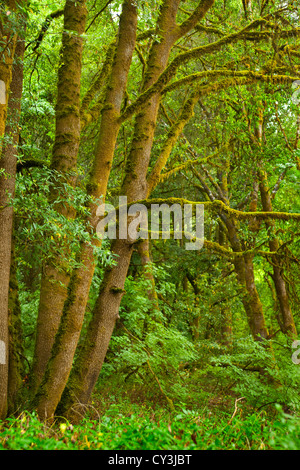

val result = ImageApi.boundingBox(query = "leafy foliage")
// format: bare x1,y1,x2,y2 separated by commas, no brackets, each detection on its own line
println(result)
2,403,300,450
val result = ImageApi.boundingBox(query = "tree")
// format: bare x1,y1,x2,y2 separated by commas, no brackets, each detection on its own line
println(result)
0,0,299,422
0,0,27,420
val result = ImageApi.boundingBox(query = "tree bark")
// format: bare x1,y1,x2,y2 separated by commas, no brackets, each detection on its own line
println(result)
8,225,24,414
33,0,138,421
0,0,18,141
259,169,297,338
58,0,215,421
0,9,25,419
30,0,88,394
220,307,232,347
225,216,269,341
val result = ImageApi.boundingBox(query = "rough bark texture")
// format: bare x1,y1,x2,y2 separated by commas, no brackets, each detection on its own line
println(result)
57,237,134,421
58,0,215,421
33,0,138,421
6,31,26,412
8,228,24,414
220,307,232,347
0,14,25,419
30,0,87,395
0,0,17,140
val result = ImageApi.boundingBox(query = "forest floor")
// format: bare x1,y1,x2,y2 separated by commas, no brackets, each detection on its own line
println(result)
1,375,300,451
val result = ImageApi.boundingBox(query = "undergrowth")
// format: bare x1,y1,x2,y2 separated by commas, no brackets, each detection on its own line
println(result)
2,332,300,450
1,398,300,450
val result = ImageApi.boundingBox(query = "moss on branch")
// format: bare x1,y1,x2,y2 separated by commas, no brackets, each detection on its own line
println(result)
131,197,300,222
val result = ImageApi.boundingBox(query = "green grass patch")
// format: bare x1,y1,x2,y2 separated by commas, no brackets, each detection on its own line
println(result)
1,404,300,450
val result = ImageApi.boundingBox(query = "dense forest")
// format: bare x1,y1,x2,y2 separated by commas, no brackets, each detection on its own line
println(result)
0,0,300,452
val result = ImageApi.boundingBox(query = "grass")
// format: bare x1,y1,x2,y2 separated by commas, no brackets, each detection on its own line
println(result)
1,399,300,450
2,353,300,451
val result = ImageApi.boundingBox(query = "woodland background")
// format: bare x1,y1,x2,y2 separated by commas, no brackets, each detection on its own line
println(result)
0,0,300,450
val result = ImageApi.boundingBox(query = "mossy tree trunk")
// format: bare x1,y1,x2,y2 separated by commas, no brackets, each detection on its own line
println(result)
259,169,297,338
33,0,138,422
225,216,269,341
57,0,215,421
248,101,296,339
6,28,26,412
8,227,25,415
0,0,18,142
0,4,26,419
30,0,88,395
220,307,232,347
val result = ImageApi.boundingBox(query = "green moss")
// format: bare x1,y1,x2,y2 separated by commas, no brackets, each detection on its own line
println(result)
56,105,80,119
85,181,99,196
110,286,126,294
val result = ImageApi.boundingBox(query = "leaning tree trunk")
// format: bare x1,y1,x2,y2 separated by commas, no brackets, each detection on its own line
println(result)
33,0,138,421
57,0,215,421
30,0,88,395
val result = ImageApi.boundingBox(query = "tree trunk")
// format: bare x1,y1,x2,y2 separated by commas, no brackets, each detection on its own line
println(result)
220,307,232,347
56,237,134,420
30,0,88,394
225,217,269,341
57,0,215,421
58,0,183,419
0,12,25,418
0,0,18,141
33,0,138,421
186,271,201,341
259,169,297,338
8,225,24,414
